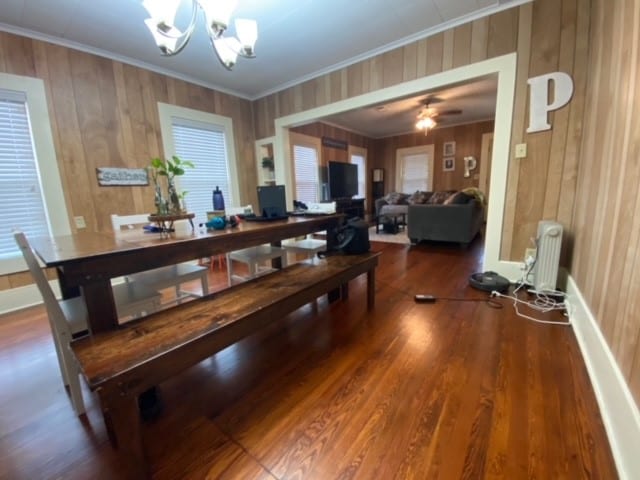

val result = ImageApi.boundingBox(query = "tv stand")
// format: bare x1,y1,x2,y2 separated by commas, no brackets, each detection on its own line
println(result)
332,198,365,219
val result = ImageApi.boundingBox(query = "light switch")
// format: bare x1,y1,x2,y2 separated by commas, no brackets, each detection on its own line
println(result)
515,143,527,158
74,216,86,229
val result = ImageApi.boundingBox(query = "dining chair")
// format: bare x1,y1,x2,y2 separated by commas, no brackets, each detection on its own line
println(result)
225,205,288,285
111,214,209,303
14,231,162,416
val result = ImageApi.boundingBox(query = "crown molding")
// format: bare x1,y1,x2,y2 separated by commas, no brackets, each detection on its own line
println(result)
252,0,532,100
0,23,252,101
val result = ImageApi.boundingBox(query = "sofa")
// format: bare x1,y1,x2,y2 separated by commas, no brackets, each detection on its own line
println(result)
375,190,484,246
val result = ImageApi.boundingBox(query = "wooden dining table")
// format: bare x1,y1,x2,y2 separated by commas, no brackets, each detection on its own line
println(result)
29,215,342,334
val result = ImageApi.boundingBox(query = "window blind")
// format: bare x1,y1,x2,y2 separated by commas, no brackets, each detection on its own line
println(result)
0,89,49,259
171,117,232,224
400,153,428,193
293,144,319,203
350,154,365,198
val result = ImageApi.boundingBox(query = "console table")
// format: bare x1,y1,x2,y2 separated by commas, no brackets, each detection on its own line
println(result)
334,198,365,219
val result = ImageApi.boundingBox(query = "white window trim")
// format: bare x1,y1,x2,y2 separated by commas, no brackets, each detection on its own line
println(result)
157,102,240,208
395,145,435,193
0,73,70,275
348,145,368,200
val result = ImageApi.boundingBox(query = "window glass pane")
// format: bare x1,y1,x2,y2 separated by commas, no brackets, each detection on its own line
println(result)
0,90,49,259
293,144,319,203
400,153,428,193
171,118,233,224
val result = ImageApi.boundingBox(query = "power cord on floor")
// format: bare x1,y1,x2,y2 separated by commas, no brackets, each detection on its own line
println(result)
490,290,571,326
485,240,570,326
376,278,503,309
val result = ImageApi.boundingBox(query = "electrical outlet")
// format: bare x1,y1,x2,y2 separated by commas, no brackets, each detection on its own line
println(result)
515,143,527,158
74,216,86,229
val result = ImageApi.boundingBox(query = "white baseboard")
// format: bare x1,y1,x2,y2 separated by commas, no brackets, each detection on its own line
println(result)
0,276,129,316
0,282,53,315
566,275,640,479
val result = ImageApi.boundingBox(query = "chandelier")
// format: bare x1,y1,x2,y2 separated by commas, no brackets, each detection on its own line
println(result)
142,0,258,71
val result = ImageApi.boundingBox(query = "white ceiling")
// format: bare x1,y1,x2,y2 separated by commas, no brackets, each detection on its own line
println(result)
321,75,498,138
0,0,526,100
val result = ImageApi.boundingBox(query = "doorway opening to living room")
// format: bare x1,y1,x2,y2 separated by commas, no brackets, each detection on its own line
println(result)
272,54,516,278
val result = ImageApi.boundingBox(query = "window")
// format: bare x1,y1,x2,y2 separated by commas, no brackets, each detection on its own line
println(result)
157,103,239,225
0,90,48,258
0,74,69,274
396,145,434,193
171,119,231,222
290,132,321,204
349,146,367,198
293,145,319,203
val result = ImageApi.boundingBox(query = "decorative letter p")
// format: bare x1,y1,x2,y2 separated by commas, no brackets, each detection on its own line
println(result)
526,72,574,133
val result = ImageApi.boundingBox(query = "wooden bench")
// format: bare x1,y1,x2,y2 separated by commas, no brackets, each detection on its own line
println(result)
71,252,380,478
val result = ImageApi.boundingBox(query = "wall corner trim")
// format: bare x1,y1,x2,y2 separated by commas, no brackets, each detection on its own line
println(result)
567,275,640,479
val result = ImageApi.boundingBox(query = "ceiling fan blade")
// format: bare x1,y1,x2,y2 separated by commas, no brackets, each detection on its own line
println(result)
438,109,463,116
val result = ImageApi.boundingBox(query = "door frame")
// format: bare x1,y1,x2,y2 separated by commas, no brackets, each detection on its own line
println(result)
273,53,518,278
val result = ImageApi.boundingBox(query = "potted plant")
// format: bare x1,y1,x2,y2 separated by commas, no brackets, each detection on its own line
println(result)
261,156,274,170
149,156,194,215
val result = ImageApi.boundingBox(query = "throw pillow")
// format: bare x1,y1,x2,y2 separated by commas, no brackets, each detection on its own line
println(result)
384,192,401,204
408,190,431,205
427,190,454,204
443,191,473,205
386,192,410,205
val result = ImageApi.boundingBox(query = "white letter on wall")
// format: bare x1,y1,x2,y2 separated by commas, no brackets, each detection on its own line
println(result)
526,72,574,133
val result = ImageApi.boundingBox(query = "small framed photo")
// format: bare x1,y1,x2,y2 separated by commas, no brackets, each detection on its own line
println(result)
443,141,456,156
443,157,455,172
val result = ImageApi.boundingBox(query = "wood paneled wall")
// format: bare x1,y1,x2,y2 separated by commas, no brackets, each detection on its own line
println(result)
0,31,256,235
0,31,256,291
571,0,640,405
253,0,589,265
372,121,494,196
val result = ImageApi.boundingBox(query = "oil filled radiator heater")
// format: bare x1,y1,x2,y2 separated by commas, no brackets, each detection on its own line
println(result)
533,221,563,292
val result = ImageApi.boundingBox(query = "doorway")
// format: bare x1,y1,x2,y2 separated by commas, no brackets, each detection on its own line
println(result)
273,53,517,277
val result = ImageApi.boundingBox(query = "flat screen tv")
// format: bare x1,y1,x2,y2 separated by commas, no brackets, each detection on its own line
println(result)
328,161,358,199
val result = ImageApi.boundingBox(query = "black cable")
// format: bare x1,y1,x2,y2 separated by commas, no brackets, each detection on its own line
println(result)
376,278,504,309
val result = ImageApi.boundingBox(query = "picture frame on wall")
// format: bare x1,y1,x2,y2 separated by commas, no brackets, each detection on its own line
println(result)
443,141,456,156
443,157,455,172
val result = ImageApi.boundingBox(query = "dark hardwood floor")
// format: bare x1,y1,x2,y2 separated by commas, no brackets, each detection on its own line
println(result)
0,240,618,479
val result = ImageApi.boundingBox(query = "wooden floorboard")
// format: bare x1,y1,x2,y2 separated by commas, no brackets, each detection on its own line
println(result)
0,240,618,479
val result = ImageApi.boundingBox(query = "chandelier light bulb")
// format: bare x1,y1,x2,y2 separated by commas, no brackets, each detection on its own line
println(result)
235,18,258,56
143,0,257,70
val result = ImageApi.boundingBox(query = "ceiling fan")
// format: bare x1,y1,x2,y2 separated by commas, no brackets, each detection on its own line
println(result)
415,97,462,133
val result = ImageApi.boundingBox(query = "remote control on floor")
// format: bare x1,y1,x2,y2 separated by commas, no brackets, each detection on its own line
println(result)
414,294,436,303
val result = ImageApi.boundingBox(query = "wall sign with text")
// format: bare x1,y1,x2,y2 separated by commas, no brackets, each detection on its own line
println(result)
321,137,348,150
96,167,149,186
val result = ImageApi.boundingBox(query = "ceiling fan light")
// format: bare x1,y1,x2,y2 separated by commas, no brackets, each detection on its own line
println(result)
416,116,436,130
235,18,257,57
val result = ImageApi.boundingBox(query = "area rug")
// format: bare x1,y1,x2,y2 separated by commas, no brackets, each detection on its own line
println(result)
368,226,410,245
